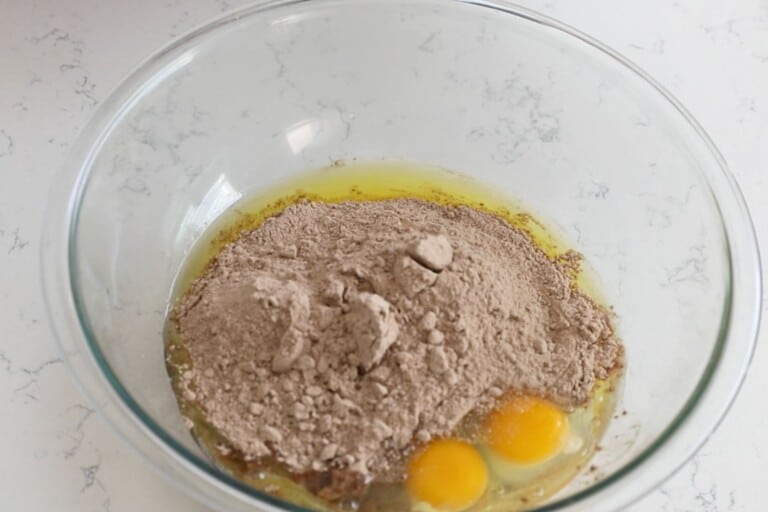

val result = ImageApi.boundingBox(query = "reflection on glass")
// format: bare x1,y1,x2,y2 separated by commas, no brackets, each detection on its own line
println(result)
285,119,318,154
175,172,241,250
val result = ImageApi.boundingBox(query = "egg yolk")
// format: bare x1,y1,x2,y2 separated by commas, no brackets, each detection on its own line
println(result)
406,439,488,511
485,395,568,464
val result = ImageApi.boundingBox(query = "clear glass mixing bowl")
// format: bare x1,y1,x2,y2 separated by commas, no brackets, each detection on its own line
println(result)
41,0,761,510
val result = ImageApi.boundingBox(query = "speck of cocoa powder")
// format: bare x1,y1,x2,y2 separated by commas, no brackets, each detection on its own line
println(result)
171,198,622,484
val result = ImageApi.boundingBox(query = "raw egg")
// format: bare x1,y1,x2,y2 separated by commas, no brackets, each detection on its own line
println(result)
406,438,488,511
484,394,569,464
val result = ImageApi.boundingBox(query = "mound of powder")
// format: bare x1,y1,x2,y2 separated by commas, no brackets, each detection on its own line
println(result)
171,198,622,493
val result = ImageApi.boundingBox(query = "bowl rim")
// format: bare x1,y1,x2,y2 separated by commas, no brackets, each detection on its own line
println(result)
41,0,762,511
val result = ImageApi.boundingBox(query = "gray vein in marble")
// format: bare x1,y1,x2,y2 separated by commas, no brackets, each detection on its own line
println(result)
628,38,666,55
119,176,151,196
0,351,61,378
79,455,112,512
0,350,62,403
0,129,14,157
659,454,740,512
577,179,610,200
418,30,442,54
265,41,297,92
2,227,30,254
471,79,562,163
700,15,768,51
53,403,113,510
214,0,232,12
665,244,708,286
74,75,99,111
62,405,95,460
11,101,29,113
28,29,86,73
571,223,583,244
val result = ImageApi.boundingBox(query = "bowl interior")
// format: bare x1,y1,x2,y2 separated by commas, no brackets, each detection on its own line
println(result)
70,0,730,509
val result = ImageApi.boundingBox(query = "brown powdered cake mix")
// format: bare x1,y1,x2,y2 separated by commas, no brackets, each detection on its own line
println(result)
169,198,622,499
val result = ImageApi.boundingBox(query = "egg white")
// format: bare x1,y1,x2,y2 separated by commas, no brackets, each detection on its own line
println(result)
480,408,591,485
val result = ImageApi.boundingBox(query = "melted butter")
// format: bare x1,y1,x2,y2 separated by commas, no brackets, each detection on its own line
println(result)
165,160,621,512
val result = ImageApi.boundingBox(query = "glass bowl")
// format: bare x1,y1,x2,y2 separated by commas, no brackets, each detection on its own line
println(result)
41,0,761,510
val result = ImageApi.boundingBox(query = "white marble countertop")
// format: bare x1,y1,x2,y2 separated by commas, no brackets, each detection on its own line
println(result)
1,0,766,510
